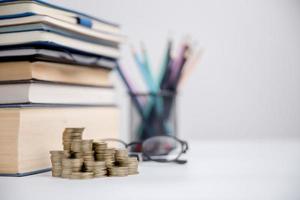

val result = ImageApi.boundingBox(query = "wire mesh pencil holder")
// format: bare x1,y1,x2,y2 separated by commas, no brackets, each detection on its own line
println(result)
129,90,178,141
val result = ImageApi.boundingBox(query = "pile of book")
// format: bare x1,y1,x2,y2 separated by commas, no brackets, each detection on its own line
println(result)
0,0,123,176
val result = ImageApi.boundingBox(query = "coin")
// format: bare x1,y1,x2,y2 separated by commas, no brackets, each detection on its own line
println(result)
93,141,108,153
63,128,84,134
52,170,62,177
72,152,83,158
108,166,129,177
81,172,94,179
63,150,71,158
62,159,72,168
72,158,83,167
71,139,82,152
81,140,93,152
70,172,82,179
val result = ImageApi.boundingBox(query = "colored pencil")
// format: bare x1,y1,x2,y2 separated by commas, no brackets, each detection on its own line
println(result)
178,48,203,89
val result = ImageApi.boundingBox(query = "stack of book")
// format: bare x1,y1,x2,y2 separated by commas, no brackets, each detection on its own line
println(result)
0,0,123,176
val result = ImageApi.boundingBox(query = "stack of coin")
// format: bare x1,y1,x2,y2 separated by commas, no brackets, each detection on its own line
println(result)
84,160,95,172
115,149,129,166
81,139,93,152
103,148,116,167
93,141,107,149
108,166,129,177
61,158,73,178
50,150,63,177
93,141,107,161
82,151,94,162
127,157,139,175
71,158,83,172
71,139,82,152
94,161,107,177
94,143,114,162
72,152,83,159
63,150,71,158
62,128,84,150
50,128,140,179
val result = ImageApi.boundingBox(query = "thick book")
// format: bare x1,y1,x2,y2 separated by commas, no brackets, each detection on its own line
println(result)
0,0,120,34
0,80,116,105
0,61,112,86
0,30,120,58
0,106,119,176
0,47,116,69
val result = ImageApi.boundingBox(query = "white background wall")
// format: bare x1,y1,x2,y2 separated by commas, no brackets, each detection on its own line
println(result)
50,0,300,140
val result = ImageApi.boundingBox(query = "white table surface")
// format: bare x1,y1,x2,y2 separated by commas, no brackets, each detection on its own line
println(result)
1,139,300,200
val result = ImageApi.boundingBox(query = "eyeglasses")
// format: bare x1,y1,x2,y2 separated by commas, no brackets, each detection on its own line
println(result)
100,135,189,164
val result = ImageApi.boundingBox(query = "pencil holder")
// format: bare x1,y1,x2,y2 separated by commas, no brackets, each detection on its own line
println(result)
129,90,178,141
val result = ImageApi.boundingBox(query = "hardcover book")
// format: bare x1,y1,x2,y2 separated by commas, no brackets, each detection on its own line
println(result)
0,106,119,176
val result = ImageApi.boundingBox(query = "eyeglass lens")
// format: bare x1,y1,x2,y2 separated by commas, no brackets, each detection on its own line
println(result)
142,136,183,161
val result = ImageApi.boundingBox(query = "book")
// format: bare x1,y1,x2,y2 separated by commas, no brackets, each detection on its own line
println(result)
0,0,120,34
0,61,112,86
0,15,124,44
0,30,120,58
0,22,121,48
0,47,116,68
0,80,116,105
0,106,119,176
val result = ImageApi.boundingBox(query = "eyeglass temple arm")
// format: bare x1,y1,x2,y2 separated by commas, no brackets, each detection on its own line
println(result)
180,140,189,153
175,159,187,164
147,157,187,164
101,138,128,146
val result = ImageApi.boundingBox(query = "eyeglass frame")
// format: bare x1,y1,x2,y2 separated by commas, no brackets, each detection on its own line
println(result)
101,135,189,164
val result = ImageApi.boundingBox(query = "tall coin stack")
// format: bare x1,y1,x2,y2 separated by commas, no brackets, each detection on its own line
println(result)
49,128,139,179
63,128,84,151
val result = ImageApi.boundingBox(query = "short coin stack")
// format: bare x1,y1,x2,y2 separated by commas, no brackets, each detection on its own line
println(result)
49,128,139,179
94,161,107,177
115,149,129,166
114,149,139,175
107,166,129,177
127,157,139,175
61,158,73,178
50,151,63,177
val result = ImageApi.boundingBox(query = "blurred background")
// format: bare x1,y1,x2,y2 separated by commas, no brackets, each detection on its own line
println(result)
48,0,300,141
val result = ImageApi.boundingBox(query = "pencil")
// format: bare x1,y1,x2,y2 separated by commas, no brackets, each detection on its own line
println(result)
178,48,203,89
167,41,189,90
115,62,143,116
140,42,156,91
116,62,155,138
131,46,154,93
